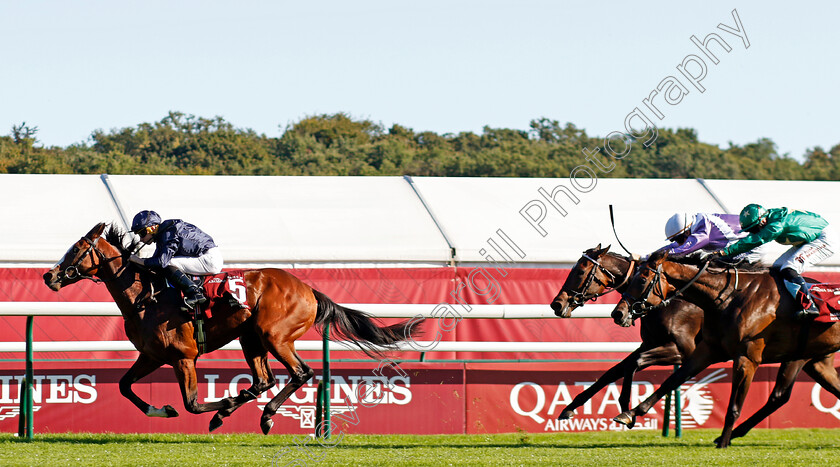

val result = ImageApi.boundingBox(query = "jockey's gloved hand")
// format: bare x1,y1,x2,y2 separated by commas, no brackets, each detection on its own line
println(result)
705,250,725,262
128,255,146,266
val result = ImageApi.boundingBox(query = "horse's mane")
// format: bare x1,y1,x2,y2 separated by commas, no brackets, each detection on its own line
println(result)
605,251,632,262
668,255,769,273
103,223,143,256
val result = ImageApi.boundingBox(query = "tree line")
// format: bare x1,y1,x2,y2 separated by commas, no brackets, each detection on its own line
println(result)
1,112,838,180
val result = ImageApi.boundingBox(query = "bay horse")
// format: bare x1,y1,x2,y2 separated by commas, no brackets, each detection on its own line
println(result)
43,223,418,435
549,244,702,422
611,250,840,447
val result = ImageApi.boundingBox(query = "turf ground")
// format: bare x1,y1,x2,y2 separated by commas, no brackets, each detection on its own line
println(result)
1,429,838,466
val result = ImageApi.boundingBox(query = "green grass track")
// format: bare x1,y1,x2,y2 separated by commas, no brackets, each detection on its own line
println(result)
1,429,838,466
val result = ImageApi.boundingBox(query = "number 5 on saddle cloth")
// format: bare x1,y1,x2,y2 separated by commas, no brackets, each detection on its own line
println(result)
190,271,250,318
171,270,250,355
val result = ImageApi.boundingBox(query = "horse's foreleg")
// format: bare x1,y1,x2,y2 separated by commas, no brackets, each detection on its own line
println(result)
260,343,314,435
173,358,235,414
614,342,718,428
715,354,760,449
620,343,683,426
209,331,276,432
722,358,806,443
119,353,177,418
559,349,643,420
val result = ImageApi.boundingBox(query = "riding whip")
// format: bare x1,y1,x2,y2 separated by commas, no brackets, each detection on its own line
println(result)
608,204,634,256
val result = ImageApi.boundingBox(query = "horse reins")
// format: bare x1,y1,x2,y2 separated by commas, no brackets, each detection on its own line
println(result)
566,254,636,307
624,260,710,319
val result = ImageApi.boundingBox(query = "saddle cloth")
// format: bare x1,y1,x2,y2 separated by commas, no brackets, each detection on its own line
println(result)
805,284,840,323
193,270,250,318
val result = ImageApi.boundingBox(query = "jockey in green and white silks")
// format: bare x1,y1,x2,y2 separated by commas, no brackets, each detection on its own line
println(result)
718,204,838,318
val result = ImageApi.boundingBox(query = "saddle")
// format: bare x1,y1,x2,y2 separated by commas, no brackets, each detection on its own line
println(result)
799,283,840,323
189,270,251,319
187,270,251,355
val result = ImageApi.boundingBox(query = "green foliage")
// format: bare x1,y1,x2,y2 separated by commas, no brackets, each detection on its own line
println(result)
0,113,836,180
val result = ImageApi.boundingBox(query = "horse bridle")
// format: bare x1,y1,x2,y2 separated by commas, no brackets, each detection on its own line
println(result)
58,234,122,283
565,254,636,308
622,260,710,319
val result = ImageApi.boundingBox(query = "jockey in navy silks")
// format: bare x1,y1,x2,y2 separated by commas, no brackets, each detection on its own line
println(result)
128,210,222,309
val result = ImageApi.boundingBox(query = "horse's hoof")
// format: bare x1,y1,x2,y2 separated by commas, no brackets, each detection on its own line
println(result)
613,412,634,427
261,417,274,435
715,438,730,449
209,414,224,432
558,409,574,420
163,405,179,418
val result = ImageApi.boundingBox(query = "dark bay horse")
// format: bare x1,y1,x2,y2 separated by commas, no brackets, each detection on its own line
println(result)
549,245,703,422
43,223,417,435
611,250,840,447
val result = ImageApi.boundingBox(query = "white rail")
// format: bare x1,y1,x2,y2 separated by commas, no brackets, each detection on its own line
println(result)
0,302,615,318
0,340,639,353
0,302,637,354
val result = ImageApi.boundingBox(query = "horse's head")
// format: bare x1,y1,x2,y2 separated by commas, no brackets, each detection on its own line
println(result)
551,244,617,318
611,249,673,327
43,223,119,291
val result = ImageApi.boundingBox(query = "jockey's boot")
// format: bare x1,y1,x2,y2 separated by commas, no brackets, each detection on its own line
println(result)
165,265,208,310
781,268,819,319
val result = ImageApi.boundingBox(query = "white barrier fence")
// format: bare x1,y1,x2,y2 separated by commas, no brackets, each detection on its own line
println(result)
0,302,637,354
0,302,615,318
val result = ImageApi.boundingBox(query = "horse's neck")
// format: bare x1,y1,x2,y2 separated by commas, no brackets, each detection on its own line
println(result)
604,253,632,279
663,261,730,308
99,256,144,315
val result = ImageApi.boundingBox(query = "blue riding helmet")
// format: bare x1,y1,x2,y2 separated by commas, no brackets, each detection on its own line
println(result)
131,210,162,234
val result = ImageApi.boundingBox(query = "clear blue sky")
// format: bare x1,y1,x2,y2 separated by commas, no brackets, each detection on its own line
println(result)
1,1,837,161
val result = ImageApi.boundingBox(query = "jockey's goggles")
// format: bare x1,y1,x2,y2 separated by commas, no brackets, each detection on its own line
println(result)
133,226,155,237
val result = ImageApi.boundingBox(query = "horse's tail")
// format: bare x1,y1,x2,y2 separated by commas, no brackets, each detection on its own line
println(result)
312,289,421,358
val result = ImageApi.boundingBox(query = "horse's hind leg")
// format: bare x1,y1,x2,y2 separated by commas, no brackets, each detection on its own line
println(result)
721,358,807,444
804,354,840,400
119,353,178,418
260,342,314,435
209,330,277,432
173,358,236,414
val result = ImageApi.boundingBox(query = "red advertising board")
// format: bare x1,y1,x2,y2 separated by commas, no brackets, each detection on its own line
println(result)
2,361,840,435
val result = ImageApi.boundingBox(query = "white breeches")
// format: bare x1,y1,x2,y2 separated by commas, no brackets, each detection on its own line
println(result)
772,226,838,274
168,247,224,275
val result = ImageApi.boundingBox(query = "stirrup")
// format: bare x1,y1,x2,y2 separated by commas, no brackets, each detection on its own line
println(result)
184,292,208,310
796,302,820,319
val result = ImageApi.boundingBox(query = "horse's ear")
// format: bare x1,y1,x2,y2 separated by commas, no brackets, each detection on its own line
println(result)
87,222,108,238
586,243,610,257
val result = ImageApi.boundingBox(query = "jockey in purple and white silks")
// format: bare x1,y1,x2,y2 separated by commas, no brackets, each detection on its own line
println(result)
660,212,766,264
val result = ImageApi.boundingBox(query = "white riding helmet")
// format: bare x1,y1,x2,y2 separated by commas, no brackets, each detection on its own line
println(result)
665,213,694,241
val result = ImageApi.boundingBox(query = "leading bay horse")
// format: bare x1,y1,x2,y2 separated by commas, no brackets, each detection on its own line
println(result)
43,223,418,434
611,250,840,447
549,244,702,422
